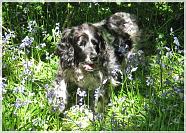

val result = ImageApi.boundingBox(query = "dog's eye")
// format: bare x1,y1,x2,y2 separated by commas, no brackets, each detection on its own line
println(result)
79,40,86,47
91,39,98,46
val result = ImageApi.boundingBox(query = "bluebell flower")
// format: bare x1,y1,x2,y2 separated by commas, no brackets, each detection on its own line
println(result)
40,43,46,48
13,86,25,93
42,31,47,36
1,78,7,94
128,74,133,80
94,87,102,101
20,36,34,49
14,99,23,109
173,75,179,81
2,30,15,44
164,46,170,51
164,79,171,85
173,36,180,46
22,60,33,69
45,52,52,60
59,102,66,112
173,87,183,94
166,51,173,58
27,20,37,33
23,7,29,13
131,67,138,72
170,27,174,35
53,23,61,37
23,68,32,76
146,77,153,86
161,63,166,68
77,88,87,98
44,84,49,89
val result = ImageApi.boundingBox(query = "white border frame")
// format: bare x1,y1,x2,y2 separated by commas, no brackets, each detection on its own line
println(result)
0,0,185,132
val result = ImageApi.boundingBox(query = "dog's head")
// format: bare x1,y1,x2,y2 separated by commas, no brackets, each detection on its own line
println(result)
57,23,106,71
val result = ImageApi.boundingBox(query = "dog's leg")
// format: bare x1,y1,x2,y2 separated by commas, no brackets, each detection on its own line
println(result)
47,75,68,112
55,79,68,111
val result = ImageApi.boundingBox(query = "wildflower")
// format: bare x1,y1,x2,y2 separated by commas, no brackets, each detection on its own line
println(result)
166,51,173,58
42,31,47,36
22,60,33,69
173,36,180,46
125,66,132,74
14,99,23,109
28,91,35,97
13,86,25,93
173,75,179,81
161,91,168,97
170,27,174,35
164,46,170,51
44,84,49,89
164,79,171,85
94,87,103,101
54,22,61,37
40,43,46,48
173,87,183,94
23,68,32,76
146,77,153,86
59,102,66,112
161,63,165,68
1,80,7,94
23,7,29,13
77,88,87,97
118,96,126,103
128,74,133,80
21,77,26,85
35,45,40,50
131,67,138,72
178,49,184,54
2,30,15,44
20,36,34,49
27,20,37,33
45,52,51,60
102,79,108,85
77,88,87,106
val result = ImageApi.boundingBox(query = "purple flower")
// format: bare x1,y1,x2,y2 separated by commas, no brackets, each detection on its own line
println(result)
27,20,37,33
44,84,49,89
13,86,25,93
146,77,153,86
131,67,138,72
2,30,15,44
53,23,61,37
173,87,183,94
22,60,33,69
1,79,7,94
77,88,87,97
20,36,34,49
40,43,46,48
173,36,180,46
128,74,133,80
164,46,170,51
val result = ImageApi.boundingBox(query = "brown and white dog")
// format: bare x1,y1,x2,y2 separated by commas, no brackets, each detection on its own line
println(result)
47,12,141,113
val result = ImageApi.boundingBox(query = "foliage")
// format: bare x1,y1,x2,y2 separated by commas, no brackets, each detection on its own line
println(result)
2,2,184,131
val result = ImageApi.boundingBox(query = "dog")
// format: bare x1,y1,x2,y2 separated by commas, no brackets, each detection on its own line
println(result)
47,12,141,113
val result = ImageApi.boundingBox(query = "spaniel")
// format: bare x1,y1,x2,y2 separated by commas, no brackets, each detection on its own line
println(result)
47,12,141,113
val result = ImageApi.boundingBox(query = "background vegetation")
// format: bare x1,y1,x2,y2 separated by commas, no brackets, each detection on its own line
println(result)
2,2,184,131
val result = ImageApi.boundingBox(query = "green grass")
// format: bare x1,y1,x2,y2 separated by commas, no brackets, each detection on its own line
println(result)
2,2,184,131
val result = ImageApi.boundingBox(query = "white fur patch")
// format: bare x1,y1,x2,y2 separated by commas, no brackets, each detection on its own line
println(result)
55,80,68,104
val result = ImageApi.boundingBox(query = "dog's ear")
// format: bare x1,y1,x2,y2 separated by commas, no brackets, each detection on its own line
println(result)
98,33,106,51
57,28,75,68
